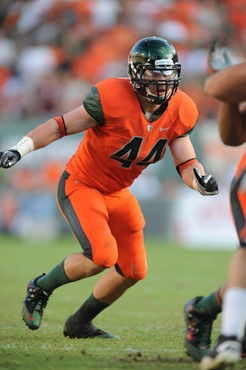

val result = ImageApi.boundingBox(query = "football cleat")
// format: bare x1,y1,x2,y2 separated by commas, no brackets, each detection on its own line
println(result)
184,296,217,361
63,314,119,339
22,274,51,330
200,334,242,370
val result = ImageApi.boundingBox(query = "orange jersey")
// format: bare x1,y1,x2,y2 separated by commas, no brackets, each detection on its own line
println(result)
66,78,198,193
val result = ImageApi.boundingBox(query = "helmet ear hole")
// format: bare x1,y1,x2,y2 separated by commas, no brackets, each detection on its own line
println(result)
128,36,181,104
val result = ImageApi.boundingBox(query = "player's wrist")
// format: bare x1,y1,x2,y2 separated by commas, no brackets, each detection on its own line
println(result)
11,136,34,158
192,178,199,191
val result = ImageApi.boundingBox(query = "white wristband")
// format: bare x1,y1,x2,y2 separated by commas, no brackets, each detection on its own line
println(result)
11,136,34,158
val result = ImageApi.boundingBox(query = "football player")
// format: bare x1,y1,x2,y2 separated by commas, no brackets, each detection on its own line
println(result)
183,42,246,369
0,36,218,339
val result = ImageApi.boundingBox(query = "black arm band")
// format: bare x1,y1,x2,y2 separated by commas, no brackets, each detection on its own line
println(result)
176,158,197,177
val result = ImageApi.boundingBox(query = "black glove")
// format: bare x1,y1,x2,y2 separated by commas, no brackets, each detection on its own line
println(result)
193,168,219,196
208,40,233,73
0,150,21,169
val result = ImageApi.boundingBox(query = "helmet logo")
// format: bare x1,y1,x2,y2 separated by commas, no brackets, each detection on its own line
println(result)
155,59,174,67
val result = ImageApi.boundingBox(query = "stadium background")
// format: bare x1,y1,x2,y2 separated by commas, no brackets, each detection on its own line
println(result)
0,0,245,248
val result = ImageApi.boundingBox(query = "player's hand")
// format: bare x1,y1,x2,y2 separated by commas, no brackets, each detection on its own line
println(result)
208,40,233,73
0,150,21,168
193,168,219,196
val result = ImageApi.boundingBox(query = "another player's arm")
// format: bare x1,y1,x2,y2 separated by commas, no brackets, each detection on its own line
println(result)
0,106,97,168
204,61,246,146
204,61,246,103
217,103,246,146
169,136,219,196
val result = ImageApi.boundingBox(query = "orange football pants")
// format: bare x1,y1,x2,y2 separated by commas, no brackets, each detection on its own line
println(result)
230,153,246,247
57,171,148,280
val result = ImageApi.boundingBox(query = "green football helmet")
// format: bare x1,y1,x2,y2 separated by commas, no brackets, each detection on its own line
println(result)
128,36,181,104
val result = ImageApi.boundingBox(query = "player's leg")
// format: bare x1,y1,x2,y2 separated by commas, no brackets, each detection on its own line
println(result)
200,158,246,369
22,171,118,331
184,284,246,362
63,268,138,339
63,188,147,338
183,285,225,361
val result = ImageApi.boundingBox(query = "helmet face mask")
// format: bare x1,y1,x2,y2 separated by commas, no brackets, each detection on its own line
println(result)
128,37,181,104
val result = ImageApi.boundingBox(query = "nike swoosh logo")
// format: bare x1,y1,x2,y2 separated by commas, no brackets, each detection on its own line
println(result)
159,127,170,131
23,306,34,321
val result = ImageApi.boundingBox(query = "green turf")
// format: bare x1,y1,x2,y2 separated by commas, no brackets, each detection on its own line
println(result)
0,235,244,369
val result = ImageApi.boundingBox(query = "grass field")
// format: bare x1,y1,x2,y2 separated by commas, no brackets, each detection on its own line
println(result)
0,235,244,370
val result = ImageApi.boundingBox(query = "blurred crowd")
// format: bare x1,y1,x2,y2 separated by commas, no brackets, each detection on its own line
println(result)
0,0,245,240
0,0,245,122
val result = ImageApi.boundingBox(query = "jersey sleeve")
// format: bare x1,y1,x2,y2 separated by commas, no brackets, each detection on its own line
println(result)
174,91,199,138
82,86,105,126
178,118,198,137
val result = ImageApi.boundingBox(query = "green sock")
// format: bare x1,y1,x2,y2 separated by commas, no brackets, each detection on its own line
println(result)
74,294,110,323
36,260,71,293
88,294,109,310
196,291,221,315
